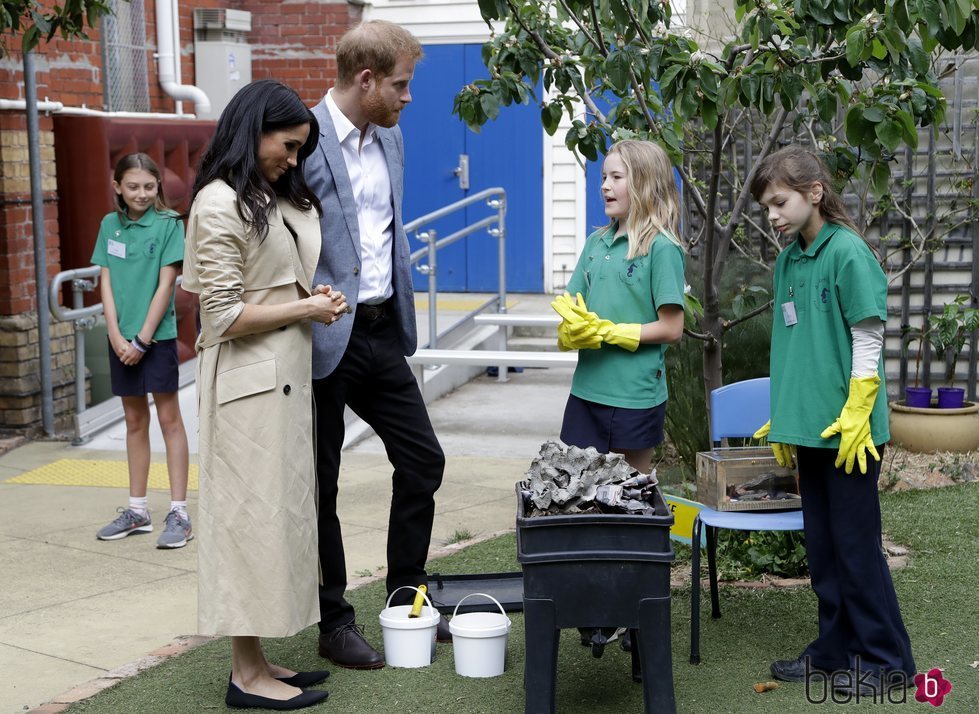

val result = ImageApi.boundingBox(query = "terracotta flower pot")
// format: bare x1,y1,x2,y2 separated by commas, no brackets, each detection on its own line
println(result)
889,400,979,453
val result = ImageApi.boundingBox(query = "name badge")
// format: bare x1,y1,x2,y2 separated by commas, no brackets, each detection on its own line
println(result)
107,239,126,259
781,301,798,326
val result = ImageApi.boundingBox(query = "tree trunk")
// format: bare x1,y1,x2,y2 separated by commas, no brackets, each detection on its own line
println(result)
701,311,724,434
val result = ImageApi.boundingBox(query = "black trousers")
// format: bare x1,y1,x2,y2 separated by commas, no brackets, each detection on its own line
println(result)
797,446,915,676
312,307,445,631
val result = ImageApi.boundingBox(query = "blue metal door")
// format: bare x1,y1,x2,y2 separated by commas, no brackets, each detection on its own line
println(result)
400,44,543,292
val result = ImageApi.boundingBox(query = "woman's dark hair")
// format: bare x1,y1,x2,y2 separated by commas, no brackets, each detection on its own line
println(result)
113,153,169,216
191,79,321,239
749,144,863,238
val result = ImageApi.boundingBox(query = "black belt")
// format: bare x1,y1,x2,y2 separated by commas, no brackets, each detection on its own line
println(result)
356,300,390,321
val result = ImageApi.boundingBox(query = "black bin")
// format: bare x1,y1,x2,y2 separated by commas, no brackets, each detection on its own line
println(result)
516,484,676,713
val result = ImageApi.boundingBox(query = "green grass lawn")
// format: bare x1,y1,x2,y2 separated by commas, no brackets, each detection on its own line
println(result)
67,483,978,713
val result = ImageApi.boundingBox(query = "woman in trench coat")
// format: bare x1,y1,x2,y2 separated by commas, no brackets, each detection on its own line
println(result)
182,79,348,711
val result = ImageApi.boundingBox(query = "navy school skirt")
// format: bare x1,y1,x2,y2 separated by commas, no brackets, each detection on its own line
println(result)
108,338,179,397
560,393,666,452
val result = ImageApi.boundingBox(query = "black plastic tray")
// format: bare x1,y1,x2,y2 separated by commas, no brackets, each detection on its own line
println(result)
426,571,524,614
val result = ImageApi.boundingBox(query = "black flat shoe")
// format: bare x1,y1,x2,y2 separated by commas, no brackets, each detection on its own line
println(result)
225,681,328,710
436,616,452,644
276,671,330,688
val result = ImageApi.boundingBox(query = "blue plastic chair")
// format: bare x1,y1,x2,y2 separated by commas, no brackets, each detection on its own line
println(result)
689,377,805,664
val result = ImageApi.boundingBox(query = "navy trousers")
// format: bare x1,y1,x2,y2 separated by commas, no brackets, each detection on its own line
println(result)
797,446,915,676
313,307,445,631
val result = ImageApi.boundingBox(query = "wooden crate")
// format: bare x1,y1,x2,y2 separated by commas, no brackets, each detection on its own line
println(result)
695,446,802,512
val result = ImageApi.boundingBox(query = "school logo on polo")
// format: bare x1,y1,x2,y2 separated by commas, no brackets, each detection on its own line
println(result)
815,278,832,311
144,240,159,258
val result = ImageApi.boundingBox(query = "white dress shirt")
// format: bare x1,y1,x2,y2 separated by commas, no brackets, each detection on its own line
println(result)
325,90,394,305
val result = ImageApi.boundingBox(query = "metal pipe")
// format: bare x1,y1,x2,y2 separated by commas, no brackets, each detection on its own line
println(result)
426,230,438,349
0,98,201,119
24,50,54,436
70,278,97,426
404,187,504,233
408,215,498,263
491,195,508,315
155,0,211,114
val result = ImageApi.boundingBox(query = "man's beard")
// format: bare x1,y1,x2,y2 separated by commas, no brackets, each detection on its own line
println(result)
363,89,400,128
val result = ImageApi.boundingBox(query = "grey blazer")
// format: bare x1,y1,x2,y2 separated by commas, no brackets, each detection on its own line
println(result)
306,99,418,380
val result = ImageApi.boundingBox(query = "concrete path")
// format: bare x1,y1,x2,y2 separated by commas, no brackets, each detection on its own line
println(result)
0,294,569,713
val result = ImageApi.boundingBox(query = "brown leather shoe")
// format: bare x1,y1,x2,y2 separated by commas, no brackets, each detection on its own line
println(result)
436,615,452,644
318,622,384,670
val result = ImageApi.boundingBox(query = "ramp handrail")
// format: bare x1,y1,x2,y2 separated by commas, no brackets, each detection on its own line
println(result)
405,187,507,349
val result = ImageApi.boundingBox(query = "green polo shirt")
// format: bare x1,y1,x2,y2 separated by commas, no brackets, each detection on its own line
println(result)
769,222,890,447
565,226,686,409
91,207,184,341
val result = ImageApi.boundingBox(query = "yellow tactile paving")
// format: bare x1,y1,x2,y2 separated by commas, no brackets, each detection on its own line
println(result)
4,459,199,490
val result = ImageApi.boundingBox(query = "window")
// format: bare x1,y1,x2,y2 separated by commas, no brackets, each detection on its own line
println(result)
101,0,151,112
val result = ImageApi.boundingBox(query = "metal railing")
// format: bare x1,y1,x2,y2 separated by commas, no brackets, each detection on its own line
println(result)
49,265,103,428
406,187,507,348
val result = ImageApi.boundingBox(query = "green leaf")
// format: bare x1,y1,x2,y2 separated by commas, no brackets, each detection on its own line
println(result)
907,38,931,75
871,39,888,60
606,51,632,93
702,100,718,131
678,83,699,119
480,92,500,121
870,161,891,196
780,73,803,111
844,105,870,145
875,117,904,152
863,106,885,123
845,28,866,66
895,109,918,148
658,64,685,96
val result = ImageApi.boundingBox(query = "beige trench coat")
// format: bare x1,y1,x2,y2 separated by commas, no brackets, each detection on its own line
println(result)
182,180,321,637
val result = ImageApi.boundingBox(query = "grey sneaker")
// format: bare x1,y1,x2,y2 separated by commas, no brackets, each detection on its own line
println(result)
157,509,193,549
97,508,152,540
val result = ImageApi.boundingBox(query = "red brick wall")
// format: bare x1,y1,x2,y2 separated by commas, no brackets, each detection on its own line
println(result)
0,0,357,430
242,0,361,103
0,0,357,316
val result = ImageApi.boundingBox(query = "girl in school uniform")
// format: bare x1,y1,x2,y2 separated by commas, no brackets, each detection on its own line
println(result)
553,139,686,473
551,139,686,650
91,153,191,549
751,145,915,695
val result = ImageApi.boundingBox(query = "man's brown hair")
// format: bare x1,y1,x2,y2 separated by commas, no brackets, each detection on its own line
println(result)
336,20,423,89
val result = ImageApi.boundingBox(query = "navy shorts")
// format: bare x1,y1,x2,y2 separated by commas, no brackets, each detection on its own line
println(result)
108,338,179,397
560,394,666,452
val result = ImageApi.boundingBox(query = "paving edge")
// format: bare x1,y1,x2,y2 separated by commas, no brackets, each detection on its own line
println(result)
26,635,215,713
26,528,518,713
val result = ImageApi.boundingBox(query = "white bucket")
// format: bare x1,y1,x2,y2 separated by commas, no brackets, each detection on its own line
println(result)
378,586,441,668
449,593,512,678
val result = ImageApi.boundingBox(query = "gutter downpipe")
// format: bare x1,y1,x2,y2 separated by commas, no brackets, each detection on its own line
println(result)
23,50,55,436
155,0,211,115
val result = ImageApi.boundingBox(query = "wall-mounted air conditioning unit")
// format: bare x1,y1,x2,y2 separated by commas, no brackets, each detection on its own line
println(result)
193,9,252,120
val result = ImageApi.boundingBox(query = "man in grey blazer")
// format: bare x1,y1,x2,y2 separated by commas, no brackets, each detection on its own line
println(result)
304,20,446,669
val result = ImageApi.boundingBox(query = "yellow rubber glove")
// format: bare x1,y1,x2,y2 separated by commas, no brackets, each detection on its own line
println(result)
819,374,881,475
550,294,601,351
752,420,797,469
556,319,602,351
566,292,642,352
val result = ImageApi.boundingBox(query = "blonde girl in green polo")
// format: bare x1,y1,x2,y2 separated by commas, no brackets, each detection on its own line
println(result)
551,139,686,474
551,138,686,651
750,145,915,695
91,153,191,549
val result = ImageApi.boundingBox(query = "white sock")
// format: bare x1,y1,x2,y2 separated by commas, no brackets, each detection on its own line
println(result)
170,501,188,518
129,496,148,517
